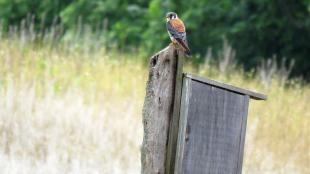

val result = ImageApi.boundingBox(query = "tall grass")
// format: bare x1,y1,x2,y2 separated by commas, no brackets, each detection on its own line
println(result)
0,23,309,173
0,39,146,173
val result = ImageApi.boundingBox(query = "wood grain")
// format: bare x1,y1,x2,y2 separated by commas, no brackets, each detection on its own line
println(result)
175,78,250,174
141,45,183,174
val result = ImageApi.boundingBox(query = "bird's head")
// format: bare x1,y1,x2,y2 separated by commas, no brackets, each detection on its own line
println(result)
166,12,178,22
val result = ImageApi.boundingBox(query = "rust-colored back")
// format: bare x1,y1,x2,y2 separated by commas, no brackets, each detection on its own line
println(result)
170,19,185,32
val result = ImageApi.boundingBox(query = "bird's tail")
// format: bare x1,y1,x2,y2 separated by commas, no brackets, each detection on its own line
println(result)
176,38,192,57
184,49,191,57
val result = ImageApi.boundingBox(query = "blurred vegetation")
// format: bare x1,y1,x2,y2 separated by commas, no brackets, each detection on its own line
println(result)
0,29,309,173
0,0,309,80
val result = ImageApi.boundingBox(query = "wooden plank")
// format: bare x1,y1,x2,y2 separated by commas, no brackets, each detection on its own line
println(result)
176,78,250,174
165,49,184,174
185,73,267,100
236,95,250,174
174,76,192,174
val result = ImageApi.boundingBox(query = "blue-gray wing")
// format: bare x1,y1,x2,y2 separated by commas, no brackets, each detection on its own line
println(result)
166,22,186,40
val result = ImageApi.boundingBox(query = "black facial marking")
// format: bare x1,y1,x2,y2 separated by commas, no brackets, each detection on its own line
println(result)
166,12,177,19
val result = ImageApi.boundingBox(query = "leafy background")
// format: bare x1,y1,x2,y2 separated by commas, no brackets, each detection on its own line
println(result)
0,0,309,79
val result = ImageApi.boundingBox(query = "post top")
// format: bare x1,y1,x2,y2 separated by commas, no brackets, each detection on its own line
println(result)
185,73,267,100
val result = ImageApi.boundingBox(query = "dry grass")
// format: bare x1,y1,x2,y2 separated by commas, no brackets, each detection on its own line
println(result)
0,38,309,173
0,40,145,173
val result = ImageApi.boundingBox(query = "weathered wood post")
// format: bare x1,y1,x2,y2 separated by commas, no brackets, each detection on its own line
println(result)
141,45,183,174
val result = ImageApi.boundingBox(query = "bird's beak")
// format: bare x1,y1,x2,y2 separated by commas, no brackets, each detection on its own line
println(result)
166,18,169,22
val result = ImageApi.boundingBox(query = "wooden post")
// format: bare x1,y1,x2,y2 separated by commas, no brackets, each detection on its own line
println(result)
141,45,183,174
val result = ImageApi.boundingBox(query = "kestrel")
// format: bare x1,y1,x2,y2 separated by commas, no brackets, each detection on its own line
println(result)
166,12,191,56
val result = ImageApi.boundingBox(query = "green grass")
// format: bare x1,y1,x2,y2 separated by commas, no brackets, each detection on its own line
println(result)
0,38,309,173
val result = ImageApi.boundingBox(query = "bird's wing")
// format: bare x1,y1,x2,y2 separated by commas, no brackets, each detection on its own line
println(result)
166,20,186,40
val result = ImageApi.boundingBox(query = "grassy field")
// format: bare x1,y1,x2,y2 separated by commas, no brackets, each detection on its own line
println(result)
0,36,309,173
